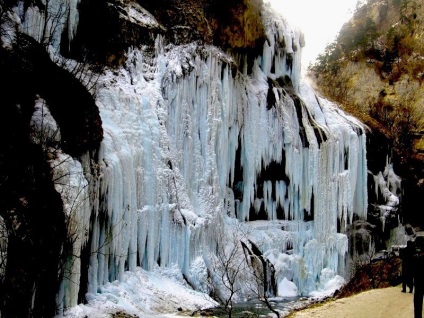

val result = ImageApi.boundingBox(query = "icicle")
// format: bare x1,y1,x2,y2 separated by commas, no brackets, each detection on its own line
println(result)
42,1,372,305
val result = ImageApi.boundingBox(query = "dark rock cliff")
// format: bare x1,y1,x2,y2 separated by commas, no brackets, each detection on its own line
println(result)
68,0,265,65
0,29,102,316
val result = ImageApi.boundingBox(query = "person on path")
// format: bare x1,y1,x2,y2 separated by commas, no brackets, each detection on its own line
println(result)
401,240,414,293
413,236,424,318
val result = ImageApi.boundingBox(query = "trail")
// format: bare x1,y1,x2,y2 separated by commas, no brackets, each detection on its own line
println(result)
290,285,415,318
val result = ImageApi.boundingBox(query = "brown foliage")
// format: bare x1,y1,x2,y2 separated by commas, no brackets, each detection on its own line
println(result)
337,257,402,298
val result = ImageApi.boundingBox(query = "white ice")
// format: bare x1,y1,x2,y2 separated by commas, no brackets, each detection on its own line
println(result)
60,3,368,312
9,1,375,316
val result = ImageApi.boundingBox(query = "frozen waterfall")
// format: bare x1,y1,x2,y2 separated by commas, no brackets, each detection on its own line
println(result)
52,5,371,310
8,0,368,310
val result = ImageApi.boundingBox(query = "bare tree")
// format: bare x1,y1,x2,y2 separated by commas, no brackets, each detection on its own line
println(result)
20,0,105,97
0,1,20,48
343,239,402,297
0,215,7,283
51,54,105,98
242,240,281,318
0,0,5,34
208,225,250,318
40,0,66,49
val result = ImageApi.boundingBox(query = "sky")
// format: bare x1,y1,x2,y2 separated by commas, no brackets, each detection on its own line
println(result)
267,0,359,70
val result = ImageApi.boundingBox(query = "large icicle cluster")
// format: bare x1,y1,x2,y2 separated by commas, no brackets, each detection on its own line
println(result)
68,4,369,308
8,0,369,310
372,160,401,232
13,0,80,51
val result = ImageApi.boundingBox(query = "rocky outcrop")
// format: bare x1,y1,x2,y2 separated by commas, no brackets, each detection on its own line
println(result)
0,26,103,317
1,33,103,155
68,0,166,65
70,0,266,65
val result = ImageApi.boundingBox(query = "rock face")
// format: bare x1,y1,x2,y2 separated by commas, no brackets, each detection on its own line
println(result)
307,0,424,228
1,33,103,155
69,0,265,65
211,0,265,50
0,21,103,317
68,0,166,65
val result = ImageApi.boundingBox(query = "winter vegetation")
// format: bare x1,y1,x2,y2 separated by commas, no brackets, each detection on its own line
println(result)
307,0,424,227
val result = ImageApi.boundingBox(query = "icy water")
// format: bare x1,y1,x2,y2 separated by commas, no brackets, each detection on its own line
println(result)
213,297,307,317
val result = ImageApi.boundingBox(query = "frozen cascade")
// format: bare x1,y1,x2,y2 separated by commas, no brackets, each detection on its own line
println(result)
76,5,368,307
29,98,90,309
14,0,80,51
372,159,401,232
11,1,370,309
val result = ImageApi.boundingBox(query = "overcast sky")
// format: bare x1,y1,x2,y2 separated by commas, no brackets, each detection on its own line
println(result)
267,0,359,71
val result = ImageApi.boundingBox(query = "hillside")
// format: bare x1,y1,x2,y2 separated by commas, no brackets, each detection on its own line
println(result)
308,0,424,226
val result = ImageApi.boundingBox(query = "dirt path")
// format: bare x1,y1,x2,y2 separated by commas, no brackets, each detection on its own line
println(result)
290,285,416,318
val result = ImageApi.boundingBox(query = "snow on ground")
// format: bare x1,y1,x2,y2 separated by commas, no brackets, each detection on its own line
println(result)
278,278,299,297
60,260,346,318
60,265,217,318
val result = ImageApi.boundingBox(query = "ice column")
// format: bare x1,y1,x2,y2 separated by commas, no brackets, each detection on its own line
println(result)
16,0,80,51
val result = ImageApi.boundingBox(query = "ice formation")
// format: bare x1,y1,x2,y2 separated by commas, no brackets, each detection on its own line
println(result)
372,160,402,232
11,0,371,313
30,97,91,309
74,5,367,307
14,0,80,51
